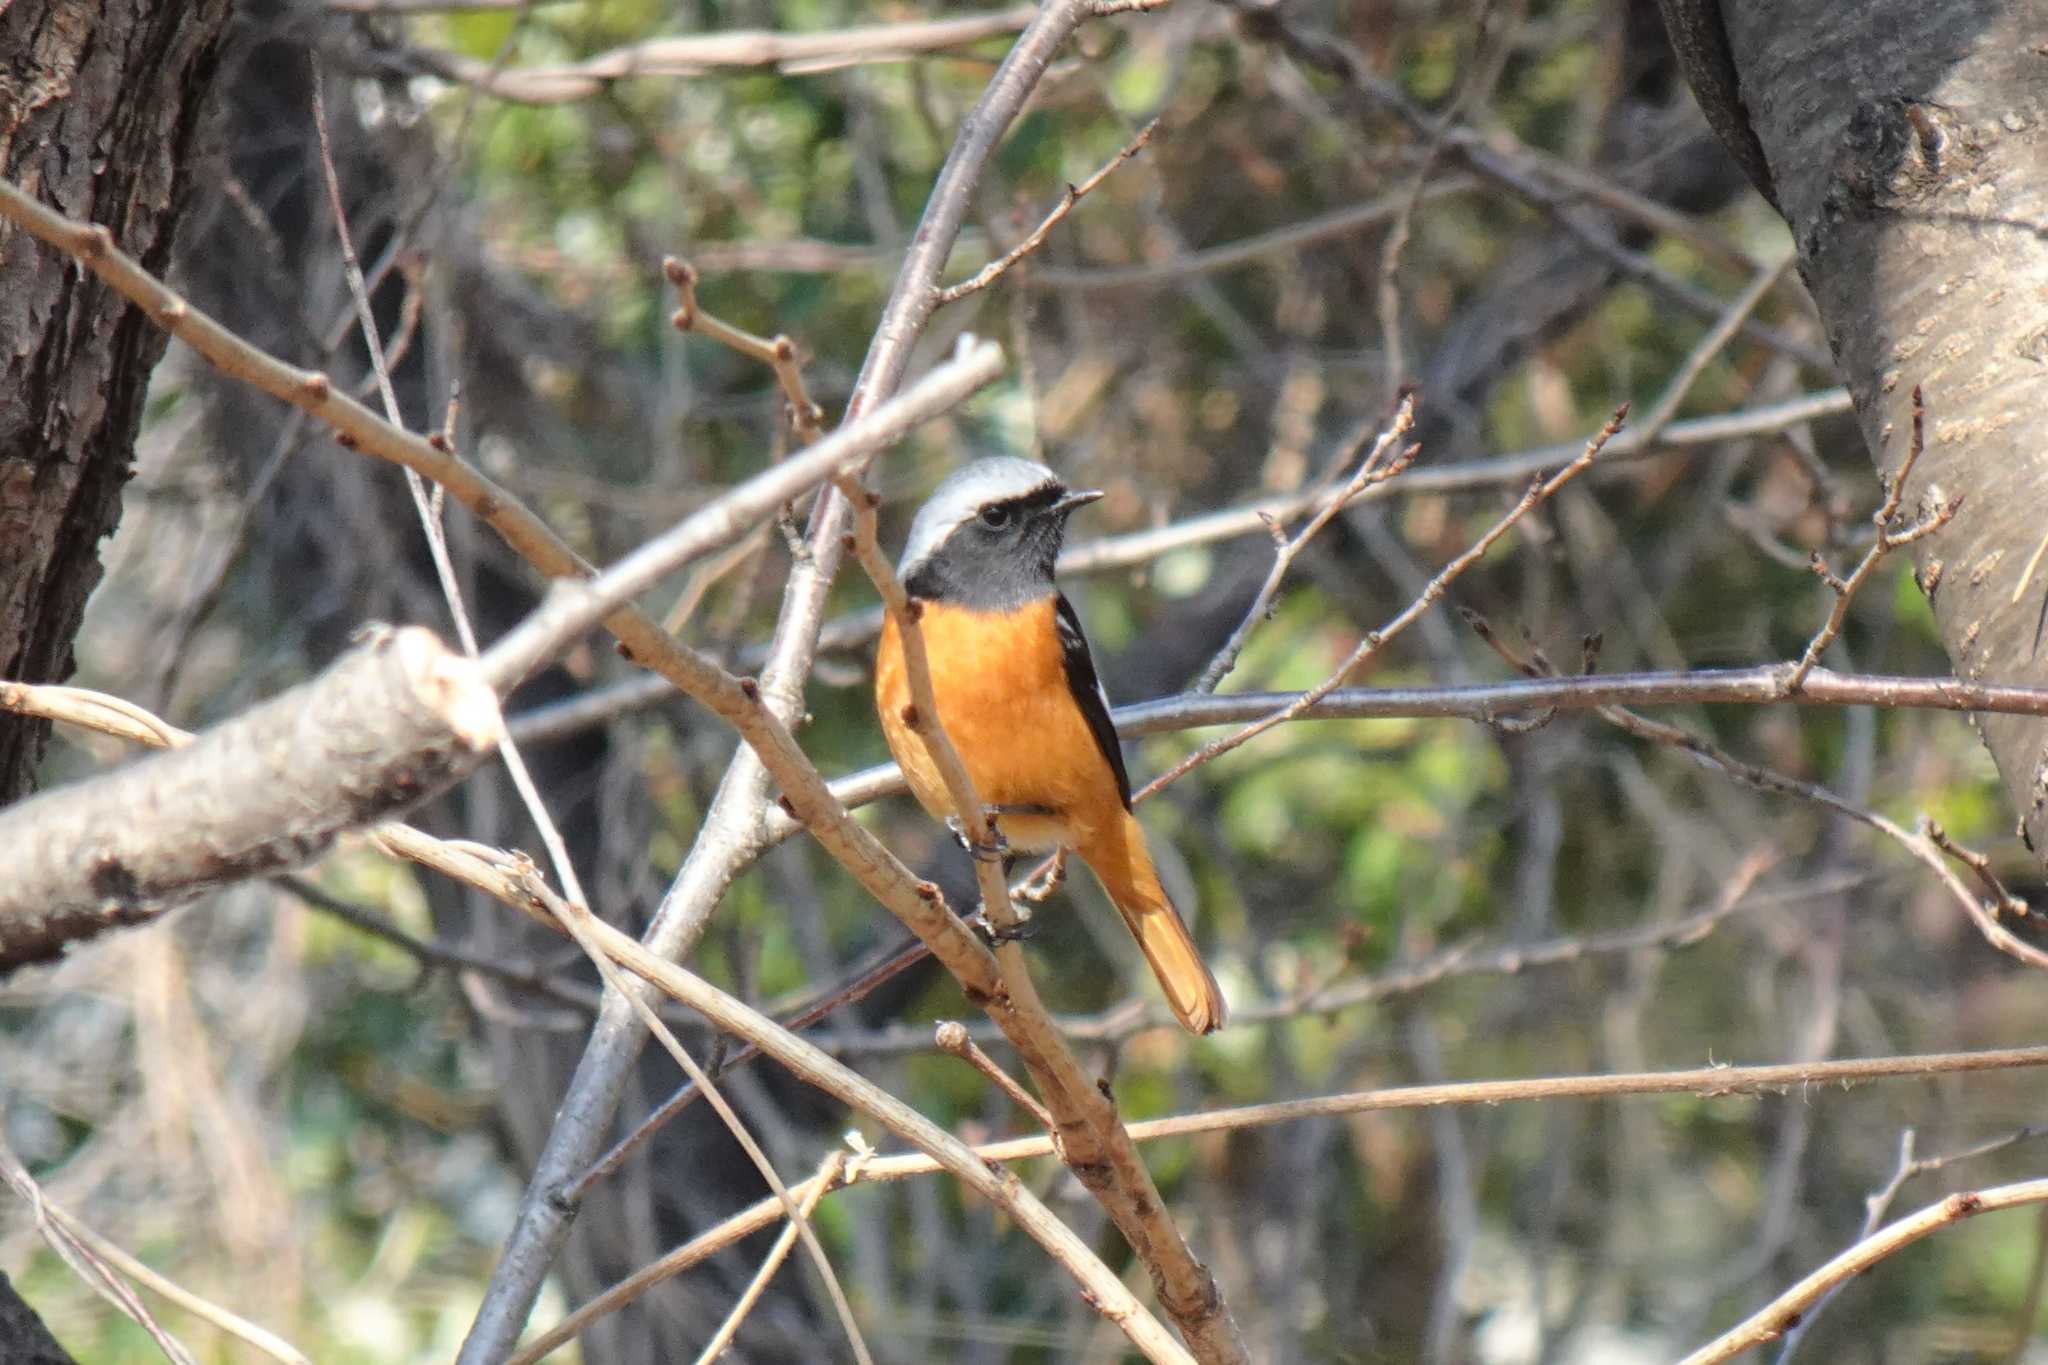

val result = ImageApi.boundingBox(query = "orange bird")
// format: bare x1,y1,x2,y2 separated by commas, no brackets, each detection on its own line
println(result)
875,458,1227,1034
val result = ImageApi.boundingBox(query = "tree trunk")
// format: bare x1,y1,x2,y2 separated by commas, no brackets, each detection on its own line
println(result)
0,1274,77,1365
1660,2,2048,854
0,0,234,801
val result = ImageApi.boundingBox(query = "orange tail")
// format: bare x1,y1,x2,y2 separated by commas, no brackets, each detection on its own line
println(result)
1079,811,1227,1035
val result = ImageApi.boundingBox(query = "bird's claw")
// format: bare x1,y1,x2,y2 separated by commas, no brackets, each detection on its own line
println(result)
969,904,1038,944
947,814,1010,864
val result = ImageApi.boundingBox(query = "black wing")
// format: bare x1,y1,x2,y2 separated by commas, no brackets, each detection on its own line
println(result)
1054,592,1132,809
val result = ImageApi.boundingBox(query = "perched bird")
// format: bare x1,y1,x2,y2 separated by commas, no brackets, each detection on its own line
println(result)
874,457,1228,1034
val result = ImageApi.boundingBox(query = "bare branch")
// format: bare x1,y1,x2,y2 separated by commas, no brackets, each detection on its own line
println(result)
542,882,873,1365
1682,1177,2048,1364
543,1043,2048,1352
690,1151,849,1365
520,883,1196,1365
1193,394,1416,693
1790,386,1957,689
1136,405,1623,800
412,9,1039,103
935,118,1160,305
0,628,500,970
568,938,932,1201
665,259,825,444
1775,1125,2048,1361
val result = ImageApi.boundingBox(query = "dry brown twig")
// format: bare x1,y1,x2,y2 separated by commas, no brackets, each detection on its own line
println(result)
505,877,1196,1365
665,258,825,444
1789,386,1956,689
692,1150,850,1365
569,937,934,1198
935,118,1161,305
1772,1125,2048,1361
1456,605,2048,978
542,1043,2048,1356
936,1019,1055,1129
536,877,874,1365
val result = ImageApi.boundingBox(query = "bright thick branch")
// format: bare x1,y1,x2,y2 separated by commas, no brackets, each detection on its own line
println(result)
0,628,500,970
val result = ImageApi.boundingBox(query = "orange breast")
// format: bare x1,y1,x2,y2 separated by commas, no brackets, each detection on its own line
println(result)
875,599,1125,852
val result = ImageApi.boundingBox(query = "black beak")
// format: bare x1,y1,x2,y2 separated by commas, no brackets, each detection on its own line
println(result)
1051,487,1104,517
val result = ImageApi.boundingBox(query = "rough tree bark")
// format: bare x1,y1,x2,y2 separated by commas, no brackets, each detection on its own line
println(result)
1659,2,2048,855
0,0,234,801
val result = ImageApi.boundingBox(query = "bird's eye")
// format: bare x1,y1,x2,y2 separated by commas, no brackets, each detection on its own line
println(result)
978,505,1012,530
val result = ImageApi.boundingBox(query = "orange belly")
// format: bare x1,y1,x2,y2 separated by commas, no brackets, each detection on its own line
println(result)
875,598,1124,852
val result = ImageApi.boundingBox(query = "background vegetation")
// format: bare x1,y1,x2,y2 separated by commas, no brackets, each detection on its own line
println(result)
5,0,2046,1360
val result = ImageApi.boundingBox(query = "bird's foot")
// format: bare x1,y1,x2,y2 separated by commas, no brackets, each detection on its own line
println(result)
969,902,1038,944
1016,850,1068,903
947,814,1009,864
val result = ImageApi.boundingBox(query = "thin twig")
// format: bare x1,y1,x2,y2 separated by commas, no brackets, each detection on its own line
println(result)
510,879,1194,1365
1483,629,2048,977
799,867,1861,1056
1137,404,1624,801
1628,249,1795,451
1777,1125,2048,1362
0,1136,308,1365
666,258,824,444
314,57,599,933
1193,395,1417,693
538,877,874,1365
542,1042,2048,1354
691,1150,851,1365
414,9,1039,102
1789,387,1955,689
1375,0,1508,402
937,1020,1055,1129
568,936,935,1201
935,119,1160,305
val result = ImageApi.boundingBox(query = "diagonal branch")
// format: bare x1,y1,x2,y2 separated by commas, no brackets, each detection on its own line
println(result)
1682,1178,2048,1365
461,0,1132,1354
834,481,1246,1359
526,882,1196,1365
935,118,1160,305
